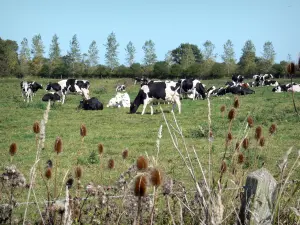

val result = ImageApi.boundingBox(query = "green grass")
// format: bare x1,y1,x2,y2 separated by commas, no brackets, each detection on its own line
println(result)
0,77,300,222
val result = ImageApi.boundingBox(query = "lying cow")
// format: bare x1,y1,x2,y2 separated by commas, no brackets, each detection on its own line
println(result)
46,79,90,104
42,93,61,104
116,84,126,92
288,84,300,92
130,81,181,115
272,83,297,93
107,92,130,108
226,85,255,95
20,81,43,102
78,97,103,110
178,78,206,100
262,80,279,86
232,75,244,84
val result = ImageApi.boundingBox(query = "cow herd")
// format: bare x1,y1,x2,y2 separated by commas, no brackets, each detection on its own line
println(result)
19,75,299,115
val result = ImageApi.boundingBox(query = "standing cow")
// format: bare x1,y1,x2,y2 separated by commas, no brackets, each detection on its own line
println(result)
178,78,206,100
20,81,43,102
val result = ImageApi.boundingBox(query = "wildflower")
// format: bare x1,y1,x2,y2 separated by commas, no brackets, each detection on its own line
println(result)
45,168,52,179
9,143,17,156
269,124,277,135
134,175,147,197
238,153,244,164
247,116,254,128
228,108,236,121
54,137,62,154
98,143,104,156
75,166,82,179
233,96,240,108
122,149,128,159
80,124,87,137
33,121,40,134
259,137,265,147
150,168,162,187
255,126,262,141
108,159,114,169
137,156,148,170
242,138,249,150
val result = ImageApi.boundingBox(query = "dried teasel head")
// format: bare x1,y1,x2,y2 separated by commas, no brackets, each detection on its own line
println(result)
233,96,240,108
122,149,128,159
242,138,249,150
238,153,244,164
259,137,265,147
220,161,227,174
98,143,104,156
80,124,87,137
134,175,147,197
9,143,17,156
269,124,277,135
54,137,62,154
247,116,254,128
75,166,82,179
220,105,226,113
255,126,262,141
227,132,233,141
228,108,236,121
150,168,162,187
287,63,295,75
33,121,40,134
235,142,240,151
136,156,148,170
45,167,52,179
108,159,114,169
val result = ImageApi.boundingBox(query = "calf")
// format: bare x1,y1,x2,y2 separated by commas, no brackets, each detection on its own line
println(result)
78,97,103,110
116,84,126,92
178,78,206,100
46,79,90,104
107,92,130,108
130,81,181,115
20,81,43,102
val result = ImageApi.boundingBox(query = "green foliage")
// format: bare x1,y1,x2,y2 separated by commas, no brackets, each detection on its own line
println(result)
171,43,202,65
88,40,99,67
239,40,257,75
181,45,195,69
104,32,119,70
68,34,82,76
222,39,236,76
142,40,157,66
19,38,31,76
153,61,169,78
88,151,100,164
125,41,136,66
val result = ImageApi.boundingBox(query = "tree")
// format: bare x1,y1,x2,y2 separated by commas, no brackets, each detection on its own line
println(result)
0,38,20,77
202,40,217,75
171,43,202,65
104,32,119,70
19,38,31,76
260,41,276,73
49,34,62,76
221,40,236,76
142,40,157,66
68,34,82,76
125,41,136,66
88,40,99,67
153,61,169,78
181,45,195,70
239,40,256,75
31,34,45,76
164,51,173,67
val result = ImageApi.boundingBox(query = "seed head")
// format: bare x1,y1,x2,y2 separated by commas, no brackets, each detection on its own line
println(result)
134,175,147,197
98,143,104,156
9,143,17,156
137,156,148,170
287,63,295,74
259,137,265,147
45,168,52,179
54,137,62,154
227,132,233,141
75,166,82,179
235,142,240,151
238,153,244,164
228,108,236,121
108,159,114,169
80,124,87,137
233,96,240,108
33,121,40,134
220,161,227,174
242,138,249,150
220,105,226,113
122,149,128,159
247,116,254,128
269,124,277,135
150,168,162,187
255,126,262,141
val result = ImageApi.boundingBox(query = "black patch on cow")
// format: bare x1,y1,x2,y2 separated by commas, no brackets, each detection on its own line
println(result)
195,83,206,99
30,82,43,93
147,82,167,100
46,83,62,92
42,93,61,102
78,97,103,110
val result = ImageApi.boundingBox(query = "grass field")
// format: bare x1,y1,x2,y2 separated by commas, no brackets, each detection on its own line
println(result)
0,77,300,223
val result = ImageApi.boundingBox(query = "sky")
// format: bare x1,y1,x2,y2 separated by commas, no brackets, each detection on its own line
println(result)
1,0,299,65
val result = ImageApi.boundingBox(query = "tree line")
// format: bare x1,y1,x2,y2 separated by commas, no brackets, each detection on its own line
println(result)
0,32,298,79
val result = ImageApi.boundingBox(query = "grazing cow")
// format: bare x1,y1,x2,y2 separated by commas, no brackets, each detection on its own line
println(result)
107,92,131,108
134,77,149,85
78,97,103,110
42,93,61,103
46,79,90,104
130,81,181,115
226,85,255,95
178,78,206,100
116,84,126,92
262,80,279,86
20,81,43,102
232,75,244,83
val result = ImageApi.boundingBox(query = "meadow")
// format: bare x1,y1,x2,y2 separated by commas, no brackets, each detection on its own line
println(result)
0,77,299,224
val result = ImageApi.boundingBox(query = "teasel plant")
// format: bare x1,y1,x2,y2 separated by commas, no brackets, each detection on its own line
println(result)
75,165,83,198
134,175,147,225
9,142,17,164
108,159,115,183
78,124,87,161
53,137,62,199
98,143,104,181
287,62,299,116
220,105,226,118
149,168,162,225
33,121,40,147
122,148,129,167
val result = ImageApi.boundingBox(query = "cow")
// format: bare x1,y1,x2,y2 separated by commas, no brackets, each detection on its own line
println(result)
20,81,43,102
116,84,126,92
225,81,237,87
262,74,273,80
107,92,131,108
232,75,244,83
206,86,227,97
78,97,103,110
272,83,297,93
262,80,279,86
287,84,300,92
226,85,255,95
42,93,61,104
46,79,90,104
134,77,149,85
178,78,206,100
130,81,181,115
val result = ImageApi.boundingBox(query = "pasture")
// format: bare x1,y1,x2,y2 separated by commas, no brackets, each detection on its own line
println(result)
0,77,300,223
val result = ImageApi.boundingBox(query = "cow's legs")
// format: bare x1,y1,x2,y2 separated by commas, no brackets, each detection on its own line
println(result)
150,105,154,115
174,98,181,114
141,103,148,115
61,94,66,104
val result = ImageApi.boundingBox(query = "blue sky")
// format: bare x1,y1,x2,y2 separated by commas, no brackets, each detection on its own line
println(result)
1,0,299,65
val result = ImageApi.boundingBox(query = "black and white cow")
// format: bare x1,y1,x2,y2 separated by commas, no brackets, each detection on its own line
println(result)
178,78,206,100
130,81,181,115
20,81,43,102
116,84,126,92
42,93,61,103
232,75,244,84
262,80,279,86
226,85,255,95
206,86,227,97
272,83,298,92
46,79,90,104
78,97,103,110
134,77,149,85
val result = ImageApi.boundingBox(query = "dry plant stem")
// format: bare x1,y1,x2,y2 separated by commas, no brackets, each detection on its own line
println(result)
136,196,142,225
53,153,59,225
174,195,195,217
78,192,90,223
150,187,157,225
207,97,212,188
290,75,300,116
166,196,176,225
56,169,70,199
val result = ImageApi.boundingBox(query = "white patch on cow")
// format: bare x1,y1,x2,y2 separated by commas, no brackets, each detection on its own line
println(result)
288,84,300,92
107,92,130,108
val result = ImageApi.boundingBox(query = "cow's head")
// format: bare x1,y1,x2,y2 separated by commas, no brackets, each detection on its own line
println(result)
129,102,139,114
45,83,52,91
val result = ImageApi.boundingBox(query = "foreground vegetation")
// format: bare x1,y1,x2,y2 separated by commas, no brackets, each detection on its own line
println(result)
0,77,300,224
